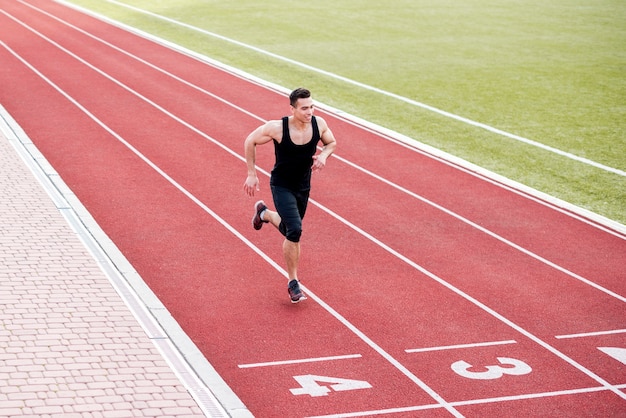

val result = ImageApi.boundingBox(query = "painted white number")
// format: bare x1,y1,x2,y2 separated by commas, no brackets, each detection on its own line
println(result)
451,357,532,380
598,347,626,365
289,375,372,397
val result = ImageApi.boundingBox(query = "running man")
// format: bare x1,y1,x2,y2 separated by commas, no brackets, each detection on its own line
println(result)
243,88,337,303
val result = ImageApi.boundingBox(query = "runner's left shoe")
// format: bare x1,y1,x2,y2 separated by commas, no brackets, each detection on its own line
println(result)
252,200,268,230
288,279,306,303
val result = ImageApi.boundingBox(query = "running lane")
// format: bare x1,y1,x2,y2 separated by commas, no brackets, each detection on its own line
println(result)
1,1,624,416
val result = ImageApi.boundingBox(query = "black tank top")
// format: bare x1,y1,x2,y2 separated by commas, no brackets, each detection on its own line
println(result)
270,116,321,191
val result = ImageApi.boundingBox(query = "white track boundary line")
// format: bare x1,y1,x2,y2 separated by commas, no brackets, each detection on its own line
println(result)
21,0,626,305
238,354,362,369
555,328,626,340
406,340,517,353
0,40,462,418
5,7,625,403
64,0,626,178
307,384,626,418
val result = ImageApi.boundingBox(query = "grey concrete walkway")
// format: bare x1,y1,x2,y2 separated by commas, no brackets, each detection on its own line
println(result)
0,108,249,417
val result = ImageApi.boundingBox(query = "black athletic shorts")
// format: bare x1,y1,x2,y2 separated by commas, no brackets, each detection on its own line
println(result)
271,185,310,243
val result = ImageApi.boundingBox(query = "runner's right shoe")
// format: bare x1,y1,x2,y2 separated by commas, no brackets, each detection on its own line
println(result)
288,279,306,303
252,200,268,230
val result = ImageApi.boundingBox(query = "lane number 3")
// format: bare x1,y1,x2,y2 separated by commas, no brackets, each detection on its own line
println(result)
451,357,532,380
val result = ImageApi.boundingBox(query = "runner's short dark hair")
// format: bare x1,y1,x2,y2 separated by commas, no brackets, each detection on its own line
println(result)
290,88,311,107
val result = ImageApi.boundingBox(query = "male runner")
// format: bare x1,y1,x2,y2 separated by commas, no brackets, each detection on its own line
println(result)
243,88,337,303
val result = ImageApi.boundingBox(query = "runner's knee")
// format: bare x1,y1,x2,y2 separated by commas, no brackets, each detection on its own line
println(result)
279,221,302,242
285,227,302,243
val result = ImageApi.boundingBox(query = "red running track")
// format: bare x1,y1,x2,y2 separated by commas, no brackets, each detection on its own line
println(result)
1,1,625,416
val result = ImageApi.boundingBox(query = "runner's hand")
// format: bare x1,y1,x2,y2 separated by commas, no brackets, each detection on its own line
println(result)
243,174,260,196
312,154,327,171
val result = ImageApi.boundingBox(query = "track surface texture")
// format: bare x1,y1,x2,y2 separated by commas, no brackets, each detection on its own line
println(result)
1,1,625,416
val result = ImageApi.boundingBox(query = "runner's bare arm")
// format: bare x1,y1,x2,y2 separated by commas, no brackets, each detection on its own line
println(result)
243,121,281,196
312,116,337,171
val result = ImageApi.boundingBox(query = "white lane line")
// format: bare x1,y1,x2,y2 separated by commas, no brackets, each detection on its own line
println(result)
53,0,626,239
29,1,626,305
328,114,626,238
555,328,626,339
22,0,264,123
311,201,626,402
238,354,362,369
0,47,242,418
65,0,626,178
6,9,625,404
0,40,463,418
307,384,626,417
406,340,517,353
49,0,626,238
330,151,626,303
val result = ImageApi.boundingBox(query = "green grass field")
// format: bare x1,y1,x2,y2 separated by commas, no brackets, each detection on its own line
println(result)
65,0,626,225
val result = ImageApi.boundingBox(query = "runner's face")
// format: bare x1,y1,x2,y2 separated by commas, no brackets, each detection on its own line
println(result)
291,97,314,123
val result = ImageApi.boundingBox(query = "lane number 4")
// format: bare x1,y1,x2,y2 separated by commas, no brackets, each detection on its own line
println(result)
451,357,532,380
290,375,372,397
